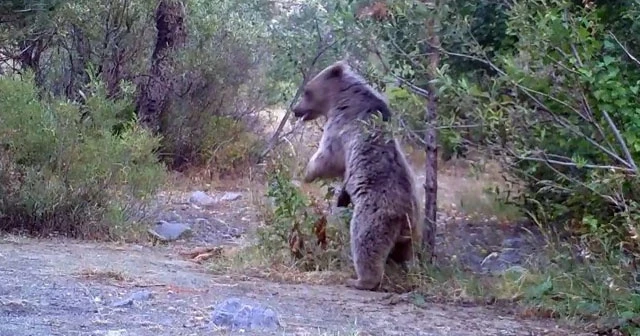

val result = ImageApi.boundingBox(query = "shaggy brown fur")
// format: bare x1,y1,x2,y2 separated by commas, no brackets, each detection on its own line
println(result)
292,60,422,291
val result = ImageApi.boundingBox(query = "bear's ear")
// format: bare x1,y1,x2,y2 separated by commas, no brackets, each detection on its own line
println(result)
326,61,346,79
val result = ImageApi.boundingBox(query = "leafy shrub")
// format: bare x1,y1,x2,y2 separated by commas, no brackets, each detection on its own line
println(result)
437,0,640,248
435,1,640,330
162,110,263,174
0,73,166,239
1,0,278,175
508,2,640,244
256,160,350,271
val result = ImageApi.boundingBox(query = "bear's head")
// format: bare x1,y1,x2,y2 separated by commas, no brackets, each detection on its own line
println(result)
292,60,349,122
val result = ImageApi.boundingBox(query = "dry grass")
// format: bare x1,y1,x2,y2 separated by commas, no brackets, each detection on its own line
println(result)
77,268,128,282
436,160,522,222
404,146,522,222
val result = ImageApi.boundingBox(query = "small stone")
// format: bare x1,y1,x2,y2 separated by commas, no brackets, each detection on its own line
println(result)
164,211,182,222
211,218,228,226
104,330,128,336
210,297,280,332
219,192,242,202
189,191,217,207
111,290,153,308
148,221,192,242
502,237,524,248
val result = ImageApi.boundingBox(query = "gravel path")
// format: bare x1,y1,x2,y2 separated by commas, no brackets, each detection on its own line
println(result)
0,187,594,336
0,238,592,336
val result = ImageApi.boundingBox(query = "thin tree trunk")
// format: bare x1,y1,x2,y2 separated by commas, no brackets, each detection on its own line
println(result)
422,5,439,263
17,38,46,88
135,0,186,134
65,24,91,101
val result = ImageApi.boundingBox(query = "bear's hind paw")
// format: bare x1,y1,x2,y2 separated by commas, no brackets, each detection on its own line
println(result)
346,279,381,291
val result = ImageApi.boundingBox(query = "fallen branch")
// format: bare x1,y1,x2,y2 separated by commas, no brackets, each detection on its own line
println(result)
178,246,224,264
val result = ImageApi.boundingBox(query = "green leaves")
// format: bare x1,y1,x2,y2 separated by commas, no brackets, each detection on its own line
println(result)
0,72,166,238
430,0,640,268
526,276,553,300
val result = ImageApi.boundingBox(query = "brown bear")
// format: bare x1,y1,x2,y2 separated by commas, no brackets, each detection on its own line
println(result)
292,60,423,291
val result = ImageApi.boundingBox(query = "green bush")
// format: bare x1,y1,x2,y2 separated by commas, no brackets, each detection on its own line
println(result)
501,2,640,244
386,86,470,160
435,2,640,330
162,107,263,174
0,73,166,239
256,160,350,271
437,0,640,246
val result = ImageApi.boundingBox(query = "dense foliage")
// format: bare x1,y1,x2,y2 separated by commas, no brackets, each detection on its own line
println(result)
435,0,640,245
0,73,165,238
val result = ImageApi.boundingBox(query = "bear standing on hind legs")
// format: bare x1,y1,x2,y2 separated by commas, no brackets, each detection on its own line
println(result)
292,60,423,291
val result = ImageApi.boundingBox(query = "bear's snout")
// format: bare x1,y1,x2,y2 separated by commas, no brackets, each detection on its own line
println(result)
292,108,306,118
292,106,312,120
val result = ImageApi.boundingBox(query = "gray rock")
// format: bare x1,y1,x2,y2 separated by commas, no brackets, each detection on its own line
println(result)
219,192,242,202
163,211,183,222
502,237,525,248
111,290,153,308
92,330,128,336
106,331,127,336
148,221,192,242
210,297,281,332
189,191,217,207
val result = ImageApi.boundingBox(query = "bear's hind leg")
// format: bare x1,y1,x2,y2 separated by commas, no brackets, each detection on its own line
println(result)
388,214,419,267
347,253,386,291
346,217,396,291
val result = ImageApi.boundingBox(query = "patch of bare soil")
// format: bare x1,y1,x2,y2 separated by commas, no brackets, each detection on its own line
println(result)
0,236,590,336
0,184,595,336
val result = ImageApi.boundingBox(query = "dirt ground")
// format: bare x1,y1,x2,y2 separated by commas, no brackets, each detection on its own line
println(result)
0,182,597,336
0,237,591,336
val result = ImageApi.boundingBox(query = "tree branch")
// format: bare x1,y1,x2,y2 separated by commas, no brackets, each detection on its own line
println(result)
370,43,430,98
516,153,635,173
434,43,634,169
601,109,638,172
609,31,640,68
